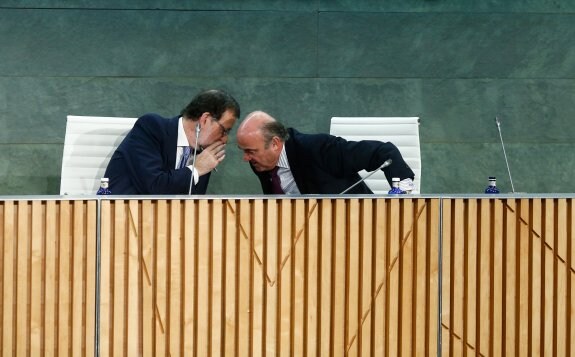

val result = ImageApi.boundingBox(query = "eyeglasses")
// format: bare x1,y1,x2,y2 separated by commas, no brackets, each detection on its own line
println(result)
210,115,232,136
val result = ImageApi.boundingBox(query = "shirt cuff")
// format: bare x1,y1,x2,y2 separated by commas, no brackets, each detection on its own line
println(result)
399,178,416,193
186,166,199,184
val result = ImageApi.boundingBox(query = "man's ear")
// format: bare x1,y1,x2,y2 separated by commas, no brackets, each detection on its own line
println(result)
271,136,283,151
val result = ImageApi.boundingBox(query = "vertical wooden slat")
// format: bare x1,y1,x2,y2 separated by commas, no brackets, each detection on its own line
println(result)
306,199,319,357
333,199,346,357
99,200,111,356
264,199,278,356
196,200,211,356
569,199,575,357
518,199,530,356
478,200,491,356
0,201,18,356
452,199,464,356
440,199,451,355
400,199,414,356
531,199,542,356
491,199,503,356
237,199,252,355
427,199,439,357
16,202,29,356
30,201,43,355
543,199,555,354
85,201,97,357
126,201,140,356
140,200,152,357
169,201,182,356
465,199,477,355
556,199,567,356
346,199,360,355
212,200,224,357
504,199,517,355
224,200,237,355
182,200,196,356
319,199,333,356
113,201,127,357
373,199,387,356
155,200,168,356
278,199,292,356
252,199,264,357
72,201,85,356
44,201,57,357
387,199,400,357
414,199,428,356
293,200,306,357
359,199,373,357
59,201,71,356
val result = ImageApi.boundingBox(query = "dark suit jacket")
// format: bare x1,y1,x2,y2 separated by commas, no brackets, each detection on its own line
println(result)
253,128,414,194
104,114,210,194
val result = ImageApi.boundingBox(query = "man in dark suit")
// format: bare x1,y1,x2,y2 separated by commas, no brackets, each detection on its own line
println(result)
104,89,240,194
236,111,415,195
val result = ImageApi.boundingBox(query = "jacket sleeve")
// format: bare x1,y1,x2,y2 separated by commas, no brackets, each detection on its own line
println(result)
305,133,415,186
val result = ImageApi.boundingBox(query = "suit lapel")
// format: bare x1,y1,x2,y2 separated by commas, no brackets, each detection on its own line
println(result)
166,116,180,169
284,131,307,193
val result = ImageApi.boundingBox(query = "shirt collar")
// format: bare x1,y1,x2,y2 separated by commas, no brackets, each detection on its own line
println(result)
277,145,290,169
177,117,190,147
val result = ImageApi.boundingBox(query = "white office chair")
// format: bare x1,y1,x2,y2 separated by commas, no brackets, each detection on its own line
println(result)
329,117,421,194
60,115,138,195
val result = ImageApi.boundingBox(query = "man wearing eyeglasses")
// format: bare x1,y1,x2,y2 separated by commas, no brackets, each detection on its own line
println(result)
104,89,240,194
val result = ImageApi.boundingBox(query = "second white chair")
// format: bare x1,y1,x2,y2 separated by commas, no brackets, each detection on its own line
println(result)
329,117,421,194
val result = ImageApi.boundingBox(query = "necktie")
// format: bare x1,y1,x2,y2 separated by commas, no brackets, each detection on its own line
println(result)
178,146,191,169
269,166,284,194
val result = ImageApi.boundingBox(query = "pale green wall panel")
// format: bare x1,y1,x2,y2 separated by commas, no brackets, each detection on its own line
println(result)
1,2,574,195
0,9,316,77
318,12,575,78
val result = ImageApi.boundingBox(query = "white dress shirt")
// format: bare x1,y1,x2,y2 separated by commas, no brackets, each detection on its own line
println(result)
175,117,199,184
276,146,300,194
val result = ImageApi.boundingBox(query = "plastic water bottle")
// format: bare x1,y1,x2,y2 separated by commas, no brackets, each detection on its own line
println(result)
484,176,500,194
97,177,112,195
388,177,405,194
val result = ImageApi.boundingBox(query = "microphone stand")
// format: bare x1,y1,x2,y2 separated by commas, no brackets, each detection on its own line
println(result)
495,116,515,193
340,159,392,194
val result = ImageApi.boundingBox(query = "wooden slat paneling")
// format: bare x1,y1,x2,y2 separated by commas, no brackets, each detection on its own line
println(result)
0,199,96,356
3,196,571,356
441,198,575,357
99,197,438,356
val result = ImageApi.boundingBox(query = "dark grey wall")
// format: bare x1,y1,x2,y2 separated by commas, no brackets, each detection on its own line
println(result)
1,1,574,195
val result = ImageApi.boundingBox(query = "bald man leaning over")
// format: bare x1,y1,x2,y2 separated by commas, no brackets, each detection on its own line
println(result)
236,111,415,195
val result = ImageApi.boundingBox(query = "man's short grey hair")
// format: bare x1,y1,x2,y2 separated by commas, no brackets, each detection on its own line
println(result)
262,121,289,148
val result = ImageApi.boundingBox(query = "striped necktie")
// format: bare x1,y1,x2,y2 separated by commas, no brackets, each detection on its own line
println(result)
269,166,284,194
178,146,191,169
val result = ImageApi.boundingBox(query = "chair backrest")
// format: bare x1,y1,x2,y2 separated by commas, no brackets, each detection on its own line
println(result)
60,115,138,195
329,117,421,194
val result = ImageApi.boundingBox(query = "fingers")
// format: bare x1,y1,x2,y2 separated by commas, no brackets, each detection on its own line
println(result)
190,141,227,176
204,141,226,162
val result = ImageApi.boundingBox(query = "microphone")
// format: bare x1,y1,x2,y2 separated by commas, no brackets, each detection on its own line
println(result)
340,159,392,194
494,116,515,193
188,123,201,194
